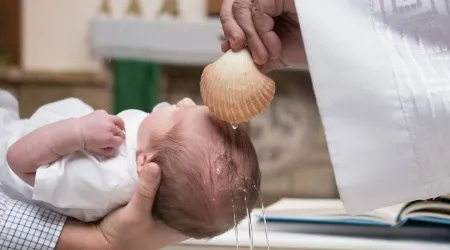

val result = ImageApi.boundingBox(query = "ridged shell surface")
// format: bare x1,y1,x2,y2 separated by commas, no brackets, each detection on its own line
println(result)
200,49,276,124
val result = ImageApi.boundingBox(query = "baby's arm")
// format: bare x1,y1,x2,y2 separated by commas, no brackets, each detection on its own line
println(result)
7,110,126,186
7,117,85,185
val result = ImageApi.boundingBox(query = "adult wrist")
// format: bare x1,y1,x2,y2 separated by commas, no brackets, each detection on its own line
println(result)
56,219,111,250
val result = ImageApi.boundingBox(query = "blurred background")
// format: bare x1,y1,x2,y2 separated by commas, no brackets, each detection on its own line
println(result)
0,0,337,205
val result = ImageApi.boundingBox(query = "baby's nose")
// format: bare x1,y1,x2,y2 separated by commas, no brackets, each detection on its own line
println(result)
176,98,196,108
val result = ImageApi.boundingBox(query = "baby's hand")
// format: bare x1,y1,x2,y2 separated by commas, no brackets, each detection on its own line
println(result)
78,110,126,157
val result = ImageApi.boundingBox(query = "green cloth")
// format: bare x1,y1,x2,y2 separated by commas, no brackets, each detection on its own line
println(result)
113,60,160,114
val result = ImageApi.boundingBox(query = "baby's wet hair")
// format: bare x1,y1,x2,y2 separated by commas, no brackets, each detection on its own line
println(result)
150,116,261,239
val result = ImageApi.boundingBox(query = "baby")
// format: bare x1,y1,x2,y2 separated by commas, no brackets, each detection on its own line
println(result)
0,89,261,239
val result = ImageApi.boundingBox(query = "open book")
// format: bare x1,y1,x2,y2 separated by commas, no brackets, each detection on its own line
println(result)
256,196,450,227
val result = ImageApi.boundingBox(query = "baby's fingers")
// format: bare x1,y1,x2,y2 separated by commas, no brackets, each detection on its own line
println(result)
97,135,124,152
98,147,119,157
107,135,124,148
111,125,126,140
98,135,123,156
111,116,125,131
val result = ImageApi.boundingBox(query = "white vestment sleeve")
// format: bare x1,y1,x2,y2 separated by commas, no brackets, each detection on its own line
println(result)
294,0,450,214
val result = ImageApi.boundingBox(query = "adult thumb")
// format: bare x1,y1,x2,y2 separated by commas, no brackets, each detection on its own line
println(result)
128,163,161,215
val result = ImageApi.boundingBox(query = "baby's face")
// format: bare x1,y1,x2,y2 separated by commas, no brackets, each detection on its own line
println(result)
137,98,215,150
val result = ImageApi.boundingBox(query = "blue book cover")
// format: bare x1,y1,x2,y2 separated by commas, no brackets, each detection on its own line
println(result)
256,197,450,228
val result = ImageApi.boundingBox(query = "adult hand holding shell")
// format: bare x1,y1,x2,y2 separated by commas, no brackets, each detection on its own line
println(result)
220,0,306,73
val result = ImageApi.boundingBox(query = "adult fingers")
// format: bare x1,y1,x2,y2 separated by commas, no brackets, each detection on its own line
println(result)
252,0,282,60
127,163,161,216
220,0,246,50
259,58,288,73
232,0,269,65
221,40,231,53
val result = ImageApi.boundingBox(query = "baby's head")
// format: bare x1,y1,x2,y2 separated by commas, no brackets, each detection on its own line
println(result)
136,98,261,239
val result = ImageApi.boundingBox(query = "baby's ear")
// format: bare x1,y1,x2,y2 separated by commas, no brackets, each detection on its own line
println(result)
136,149,155,167
136,150,159,177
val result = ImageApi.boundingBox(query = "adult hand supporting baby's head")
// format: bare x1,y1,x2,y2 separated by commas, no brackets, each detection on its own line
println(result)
99,163,186,250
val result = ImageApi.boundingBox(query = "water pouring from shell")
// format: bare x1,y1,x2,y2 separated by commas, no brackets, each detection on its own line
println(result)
256,186,270,250
244,196,254,250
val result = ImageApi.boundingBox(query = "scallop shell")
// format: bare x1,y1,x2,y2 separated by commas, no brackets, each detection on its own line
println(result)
200,49,276,124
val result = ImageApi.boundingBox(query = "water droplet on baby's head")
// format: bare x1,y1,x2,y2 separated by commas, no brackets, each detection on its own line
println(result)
230,123,239,130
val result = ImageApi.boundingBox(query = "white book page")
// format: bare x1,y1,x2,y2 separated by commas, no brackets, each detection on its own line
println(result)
259,198,405,225
400,199,450,221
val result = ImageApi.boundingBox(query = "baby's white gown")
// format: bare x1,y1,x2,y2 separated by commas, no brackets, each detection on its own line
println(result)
0,90,156,222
